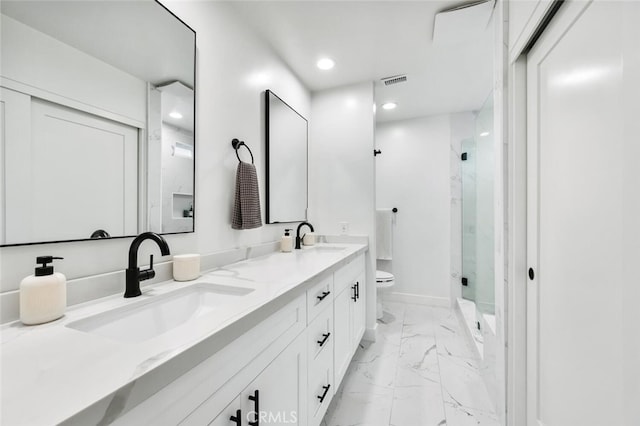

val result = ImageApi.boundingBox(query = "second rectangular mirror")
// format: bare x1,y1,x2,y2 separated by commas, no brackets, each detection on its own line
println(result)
265,90,308,224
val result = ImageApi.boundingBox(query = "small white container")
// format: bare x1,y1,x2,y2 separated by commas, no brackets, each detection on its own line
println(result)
281,229,293,252
20,256,66,325
173,254,200,281
302,232,317,246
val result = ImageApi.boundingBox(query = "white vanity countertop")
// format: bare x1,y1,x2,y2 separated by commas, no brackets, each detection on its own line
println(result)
0,243,367,425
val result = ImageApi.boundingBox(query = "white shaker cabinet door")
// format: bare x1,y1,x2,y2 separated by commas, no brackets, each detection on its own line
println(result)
333,285,353,388
241,332,308,426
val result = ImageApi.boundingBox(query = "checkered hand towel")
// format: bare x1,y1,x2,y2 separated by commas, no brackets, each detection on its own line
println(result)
232,161,262,229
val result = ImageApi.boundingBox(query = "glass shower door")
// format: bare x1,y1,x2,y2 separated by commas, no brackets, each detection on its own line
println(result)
461,138,477,302
461,94,495,315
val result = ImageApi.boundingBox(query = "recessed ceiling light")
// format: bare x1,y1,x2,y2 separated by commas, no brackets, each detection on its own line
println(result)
169,111,183,119
317,58,335,70
480,131,490,137
382,102,397,110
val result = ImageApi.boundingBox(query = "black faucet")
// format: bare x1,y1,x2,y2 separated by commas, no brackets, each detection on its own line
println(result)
295,222,314,249
125,232,171,298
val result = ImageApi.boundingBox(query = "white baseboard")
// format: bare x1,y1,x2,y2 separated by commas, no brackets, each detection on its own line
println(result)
363,323,378,342
385,291,451,307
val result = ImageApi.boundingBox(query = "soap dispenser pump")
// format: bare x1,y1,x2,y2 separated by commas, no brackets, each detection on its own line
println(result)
20,256,67,325
281,229,293,252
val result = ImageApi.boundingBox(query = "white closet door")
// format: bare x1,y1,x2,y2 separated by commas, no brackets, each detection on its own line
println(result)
4,95,138,243
526,1,640,425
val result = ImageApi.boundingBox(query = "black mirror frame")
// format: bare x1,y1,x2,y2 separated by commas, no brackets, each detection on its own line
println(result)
264,89,308,224
0,0,197,247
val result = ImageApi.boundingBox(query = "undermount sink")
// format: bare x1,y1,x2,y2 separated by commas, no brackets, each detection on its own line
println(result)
66,283,254,343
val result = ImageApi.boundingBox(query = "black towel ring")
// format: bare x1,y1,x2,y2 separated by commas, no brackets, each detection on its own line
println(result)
231,138,254,164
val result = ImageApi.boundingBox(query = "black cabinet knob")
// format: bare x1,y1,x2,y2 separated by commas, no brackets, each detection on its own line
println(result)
529,268,535,280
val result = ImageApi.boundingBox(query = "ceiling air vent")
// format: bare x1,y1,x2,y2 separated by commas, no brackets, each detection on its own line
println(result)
381,75,407,86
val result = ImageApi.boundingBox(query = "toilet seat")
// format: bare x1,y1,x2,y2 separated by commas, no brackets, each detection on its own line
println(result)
376,270,395,289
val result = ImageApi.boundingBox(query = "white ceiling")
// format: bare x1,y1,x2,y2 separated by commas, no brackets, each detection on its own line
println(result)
159,81,195,132
228,0,494,122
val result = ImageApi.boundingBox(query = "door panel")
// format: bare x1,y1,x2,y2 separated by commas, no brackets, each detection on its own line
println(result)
242,333,307,426
333,286,351,387
2,94,138,243
526,1,639,424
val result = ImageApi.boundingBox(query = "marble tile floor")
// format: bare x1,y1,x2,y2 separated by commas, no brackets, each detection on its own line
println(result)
321,301,499,426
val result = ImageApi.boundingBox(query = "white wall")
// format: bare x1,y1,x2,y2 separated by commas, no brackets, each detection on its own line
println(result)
475,97,496,313
0,2,310,311
376,113,474,302
493,1,507,423
309,81,376,333
147,86,163,233
161,123,194,233
0,14,146,127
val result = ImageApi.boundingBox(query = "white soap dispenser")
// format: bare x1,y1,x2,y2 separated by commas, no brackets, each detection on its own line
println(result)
20,256,66,325
281,229,293,252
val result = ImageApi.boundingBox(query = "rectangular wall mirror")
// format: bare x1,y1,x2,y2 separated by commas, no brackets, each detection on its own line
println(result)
0,0,196,246
265,90,308,223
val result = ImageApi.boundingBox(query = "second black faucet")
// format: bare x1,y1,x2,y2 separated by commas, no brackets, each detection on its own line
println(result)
295,222,314,250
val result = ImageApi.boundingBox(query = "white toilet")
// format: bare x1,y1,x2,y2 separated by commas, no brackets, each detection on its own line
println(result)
376,270,395,319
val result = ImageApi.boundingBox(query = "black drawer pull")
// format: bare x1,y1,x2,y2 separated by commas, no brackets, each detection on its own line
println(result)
248,390,259,426
351,284,357,301
317,384,331,403
317,332,331,347
355,281,360,300
316,291,331,301
230,409,241,426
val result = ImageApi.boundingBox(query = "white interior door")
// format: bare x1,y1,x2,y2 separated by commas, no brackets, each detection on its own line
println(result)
526,1,640,425
3,93,138,243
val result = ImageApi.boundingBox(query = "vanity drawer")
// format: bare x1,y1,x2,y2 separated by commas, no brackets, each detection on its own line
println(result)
334,253,365,294
306,274,333,324
307,303,333,361
307,344,333,426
